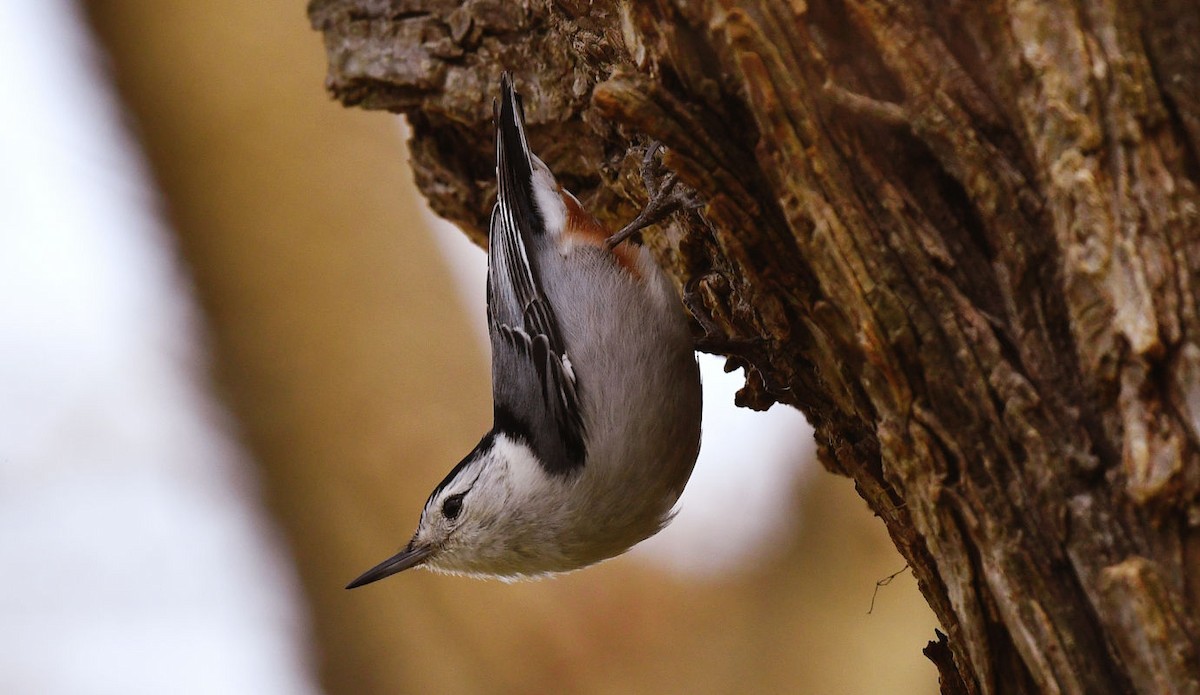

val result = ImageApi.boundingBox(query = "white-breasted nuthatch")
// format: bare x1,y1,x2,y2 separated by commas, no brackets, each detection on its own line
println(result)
347,73,702,586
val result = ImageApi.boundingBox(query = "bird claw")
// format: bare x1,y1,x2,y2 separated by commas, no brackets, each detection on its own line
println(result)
606,142,703,249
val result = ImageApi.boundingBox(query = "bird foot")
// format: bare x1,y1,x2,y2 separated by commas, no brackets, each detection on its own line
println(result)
605,142,703,249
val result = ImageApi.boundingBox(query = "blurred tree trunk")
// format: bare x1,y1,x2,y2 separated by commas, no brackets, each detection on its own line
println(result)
310,1,1200,693
84,2,494,692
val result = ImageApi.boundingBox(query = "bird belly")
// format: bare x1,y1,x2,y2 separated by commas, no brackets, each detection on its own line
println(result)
538,243,703,568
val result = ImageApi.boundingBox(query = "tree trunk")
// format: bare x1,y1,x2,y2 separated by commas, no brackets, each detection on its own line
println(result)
308,1,1200,692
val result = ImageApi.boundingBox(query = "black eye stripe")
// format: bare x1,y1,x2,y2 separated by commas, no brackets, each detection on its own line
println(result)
429,432,495,502
442,493,465,520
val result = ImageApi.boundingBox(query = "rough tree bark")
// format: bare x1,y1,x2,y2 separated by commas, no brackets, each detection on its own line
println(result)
308,1,1200,692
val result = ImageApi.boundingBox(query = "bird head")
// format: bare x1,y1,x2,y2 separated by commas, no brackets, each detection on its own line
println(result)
346,432,570,586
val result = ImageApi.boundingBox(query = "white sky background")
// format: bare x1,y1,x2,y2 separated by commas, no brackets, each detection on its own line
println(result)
0,2,318,694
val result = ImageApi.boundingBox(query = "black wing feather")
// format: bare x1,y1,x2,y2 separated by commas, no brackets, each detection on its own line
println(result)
487,74,586,474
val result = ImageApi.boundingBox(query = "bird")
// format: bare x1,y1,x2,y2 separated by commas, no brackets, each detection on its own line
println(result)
346,73,702,586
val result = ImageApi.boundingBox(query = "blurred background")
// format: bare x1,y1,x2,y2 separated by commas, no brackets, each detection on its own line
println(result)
0,1,938,693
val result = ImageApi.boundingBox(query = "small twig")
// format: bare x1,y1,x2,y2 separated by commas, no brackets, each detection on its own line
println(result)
821,80,912,131
868,564,911,614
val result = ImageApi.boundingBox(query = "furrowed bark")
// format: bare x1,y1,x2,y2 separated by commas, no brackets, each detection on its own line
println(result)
309,1,1200,692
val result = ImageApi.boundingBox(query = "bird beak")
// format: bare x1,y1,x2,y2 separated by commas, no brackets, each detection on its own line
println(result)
495,72,540,232
345,542,435,589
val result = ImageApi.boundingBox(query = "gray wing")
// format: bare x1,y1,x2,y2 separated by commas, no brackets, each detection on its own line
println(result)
487,205,587,475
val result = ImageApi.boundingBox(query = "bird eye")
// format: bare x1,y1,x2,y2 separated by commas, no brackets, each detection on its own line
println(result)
442,493,465,520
